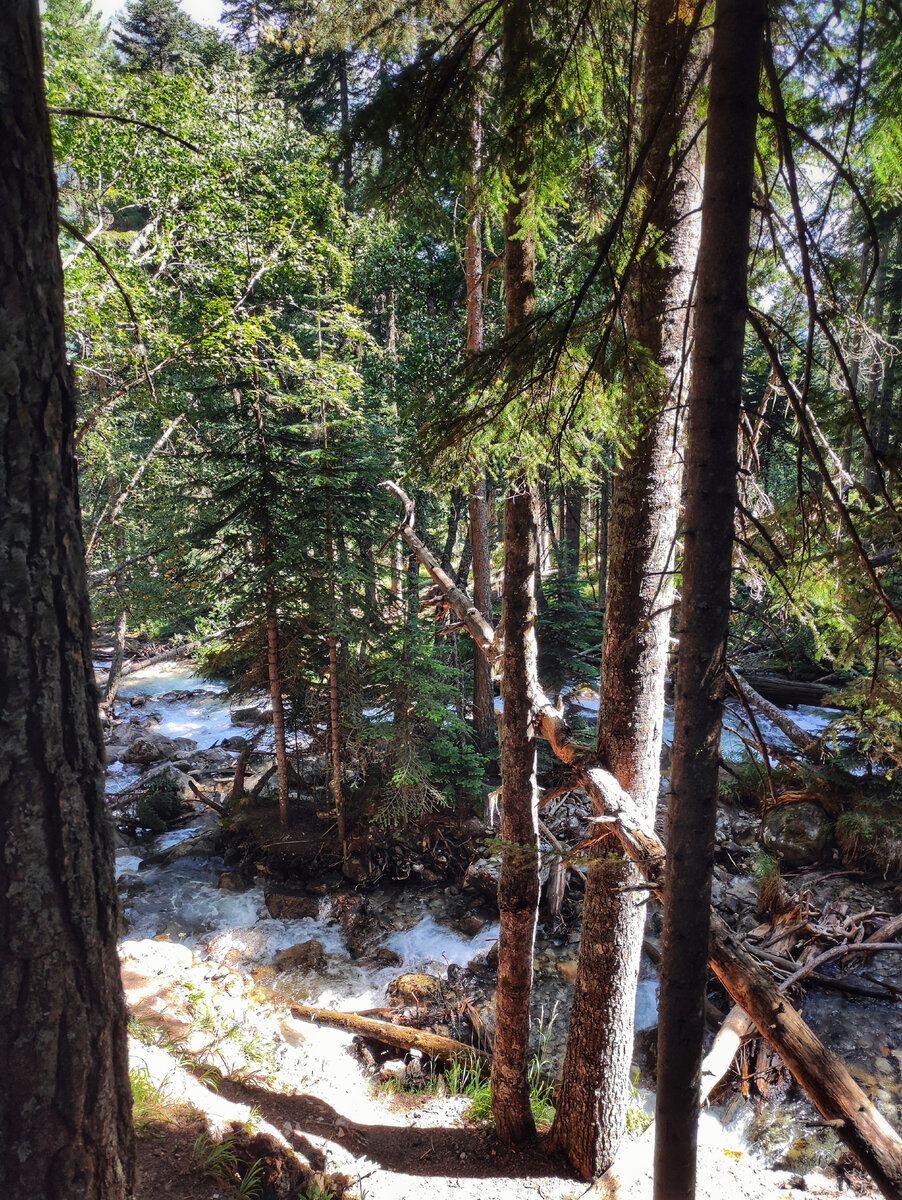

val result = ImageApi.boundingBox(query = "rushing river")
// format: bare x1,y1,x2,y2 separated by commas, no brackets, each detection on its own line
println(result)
108,659,902,1173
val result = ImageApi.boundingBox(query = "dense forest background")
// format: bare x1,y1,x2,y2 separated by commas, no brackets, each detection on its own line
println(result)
14,0,902,1194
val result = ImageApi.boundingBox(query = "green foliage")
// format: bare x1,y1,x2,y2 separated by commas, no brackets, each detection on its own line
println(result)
129,1065,194,1133
194,1130,265,1196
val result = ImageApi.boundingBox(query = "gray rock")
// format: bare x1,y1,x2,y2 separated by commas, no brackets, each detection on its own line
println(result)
231,705,271,726
122,734,180,764
140,762,196,802
221,735,251,751
463,857,501,897
172,747,233,775
139,826,220,867
761,801,832,866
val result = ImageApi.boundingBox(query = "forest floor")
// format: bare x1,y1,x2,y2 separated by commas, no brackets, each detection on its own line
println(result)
123,938,880,1200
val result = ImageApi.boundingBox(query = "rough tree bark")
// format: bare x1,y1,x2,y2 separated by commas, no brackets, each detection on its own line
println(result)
490,0,542,1145
653,1,766,1195
0,4,135,1194
552,0,705,1176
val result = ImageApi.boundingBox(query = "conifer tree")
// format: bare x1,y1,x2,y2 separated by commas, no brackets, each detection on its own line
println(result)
113,0,197,73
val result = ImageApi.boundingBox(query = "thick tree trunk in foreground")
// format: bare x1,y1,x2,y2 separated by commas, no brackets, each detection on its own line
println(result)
553,0,704,1176
381,483,902,1199
490,0,541,1145
0,5,135,1195
654,2,765,1195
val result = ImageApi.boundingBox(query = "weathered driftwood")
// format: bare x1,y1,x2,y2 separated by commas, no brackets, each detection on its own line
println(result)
382,481,902,1199
753,945,899,1000
289,1004,491,1068
595,1005,754,1199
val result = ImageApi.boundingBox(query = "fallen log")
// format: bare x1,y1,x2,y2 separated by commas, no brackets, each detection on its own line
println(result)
115,634,222,681
595,1006,754,1199
730,672,824,761
289,1004,491,1069
740,672,835,707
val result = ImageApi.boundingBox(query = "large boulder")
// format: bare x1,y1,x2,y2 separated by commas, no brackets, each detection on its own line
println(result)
761,801,833,866
173,747,234,776
122,734,180,764
141,762,197,803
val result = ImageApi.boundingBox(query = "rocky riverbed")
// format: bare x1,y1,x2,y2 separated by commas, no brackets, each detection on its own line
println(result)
105,658,900,1199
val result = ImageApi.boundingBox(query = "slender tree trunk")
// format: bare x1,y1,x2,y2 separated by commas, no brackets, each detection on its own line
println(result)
103,605,128,710
653,2,765,1196
470,474,495,756
265,593,290,828
490,0,541,1146
0,5,135,1193
552,0,705,1177
596,475,609,610
337,51,352,197
493,477,541,1144
465,106,495,758
863,223,892,494
440,485,464,571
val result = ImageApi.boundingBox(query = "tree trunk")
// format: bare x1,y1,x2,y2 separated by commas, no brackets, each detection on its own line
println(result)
266,599,291,828
470,474,496,757
490,0,540,1145
0,5,135,1193
492,478,541,1145
379,484,902,1199
653,2,765,1196
102,605,128,710
465,122,495,759
552,0,705,1177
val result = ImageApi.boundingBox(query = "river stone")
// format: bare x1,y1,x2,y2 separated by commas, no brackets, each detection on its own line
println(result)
221,735,251,751
171,736,198,752
173,747,233,775
463,857,500,897
275,939,326,971
265,891,321,920
123,734,180,764
761,801,833,866
386,972,445,1007
231,705,271,725
140,762,196,803
139,826,220,867
459,912,485,936
218,871,248,892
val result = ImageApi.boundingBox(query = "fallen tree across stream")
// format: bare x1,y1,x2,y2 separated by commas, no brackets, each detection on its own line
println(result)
381,480,902,1200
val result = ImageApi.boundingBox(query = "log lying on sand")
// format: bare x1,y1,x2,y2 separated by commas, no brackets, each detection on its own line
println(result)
289,1004,491,1069
382,480,902,1200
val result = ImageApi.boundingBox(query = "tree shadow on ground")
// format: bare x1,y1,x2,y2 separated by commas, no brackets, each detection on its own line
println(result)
218,1076,580,1184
